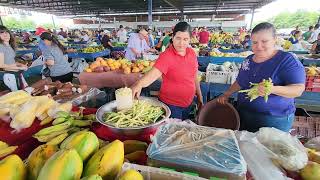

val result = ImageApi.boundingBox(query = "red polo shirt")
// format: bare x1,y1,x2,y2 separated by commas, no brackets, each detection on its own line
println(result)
154,45,198,107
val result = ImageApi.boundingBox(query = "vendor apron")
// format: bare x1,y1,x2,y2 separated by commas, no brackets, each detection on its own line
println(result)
238,108,294,133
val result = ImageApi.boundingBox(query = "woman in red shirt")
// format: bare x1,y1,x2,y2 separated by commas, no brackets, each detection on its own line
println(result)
131,22,203,120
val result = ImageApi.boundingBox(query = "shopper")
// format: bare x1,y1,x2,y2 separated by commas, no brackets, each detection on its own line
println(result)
125,28,157,61
311,33,320,54
288,30,302,44
309,24,320,43
241,35,252,49
0,25,42,80
148,29,155,48
198,27,210,45
101,30,113,50
58,28,67,38
217,22,305,132
131,22,203,120
40,32,73,83
117,25,127,43
303,26,314,41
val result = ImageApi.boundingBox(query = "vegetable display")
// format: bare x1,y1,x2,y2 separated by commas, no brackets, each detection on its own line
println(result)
239,78,273,102
103,100,164,128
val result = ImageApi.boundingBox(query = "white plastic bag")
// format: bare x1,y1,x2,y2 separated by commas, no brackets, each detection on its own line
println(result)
256,127,308,171
69,58,88,73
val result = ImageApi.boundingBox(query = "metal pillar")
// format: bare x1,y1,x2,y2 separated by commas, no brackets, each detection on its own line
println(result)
148,0,152,28
249,8,255,30
180,11,184,21
51,16,56,29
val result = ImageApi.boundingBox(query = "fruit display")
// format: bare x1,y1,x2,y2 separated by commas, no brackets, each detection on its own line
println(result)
0,91,73,131
81,46,105,53
31,80,89,101
112,42,127,47
84,57,155,74
209,50,253,57
305,66,320,76
210,32,234,45
118,169,144,180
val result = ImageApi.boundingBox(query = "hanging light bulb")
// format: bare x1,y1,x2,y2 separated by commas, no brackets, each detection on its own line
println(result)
78,0,81,5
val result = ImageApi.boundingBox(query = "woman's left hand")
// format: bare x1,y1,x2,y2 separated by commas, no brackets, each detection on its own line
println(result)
197,97,204,111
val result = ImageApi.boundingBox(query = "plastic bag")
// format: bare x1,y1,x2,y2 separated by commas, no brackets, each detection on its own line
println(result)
67,87,106,106
305,136,320,151
147,122,247,178
256,127,308,171
69,58,88,73
236,131,289,180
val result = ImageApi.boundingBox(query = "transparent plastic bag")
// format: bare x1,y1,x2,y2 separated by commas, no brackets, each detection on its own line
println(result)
256,127,308,171
147,122,247,178
304,136,320,151
236,131,289,180
56,88,106,106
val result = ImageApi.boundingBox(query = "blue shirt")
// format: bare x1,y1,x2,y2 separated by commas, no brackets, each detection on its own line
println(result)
237,50,305,116
288,37,299,44
38,39,47,52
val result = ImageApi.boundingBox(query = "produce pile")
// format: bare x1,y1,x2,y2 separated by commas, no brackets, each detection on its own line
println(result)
209,50,253,57
103,100,165,128
84,57,155,74
210,32,234,45
0,136,146,180
81,46,105,53
31,80,89,101
112,42,127,47
305,66,320,76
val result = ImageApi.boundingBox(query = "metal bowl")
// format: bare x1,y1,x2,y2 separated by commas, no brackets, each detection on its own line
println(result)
96,97,171,136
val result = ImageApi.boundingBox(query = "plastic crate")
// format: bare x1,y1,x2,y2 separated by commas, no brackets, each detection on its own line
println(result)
119,162,208,180
292,115,316,139
205,64,238,84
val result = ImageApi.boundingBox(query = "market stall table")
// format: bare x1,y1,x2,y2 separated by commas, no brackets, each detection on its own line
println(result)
218,48,246,53
198,56,245,71
68,49,110,61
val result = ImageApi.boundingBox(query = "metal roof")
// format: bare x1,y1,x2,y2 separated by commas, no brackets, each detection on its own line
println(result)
0,0,274,17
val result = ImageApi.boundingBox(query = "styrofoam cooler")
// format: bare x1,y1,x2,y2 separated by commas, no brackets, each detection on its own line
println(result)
205,64,238,84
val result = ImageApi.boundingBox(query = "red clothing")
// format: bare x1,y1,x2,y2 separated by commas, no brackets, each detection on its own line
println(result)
154,45,198,107
199,31,210,44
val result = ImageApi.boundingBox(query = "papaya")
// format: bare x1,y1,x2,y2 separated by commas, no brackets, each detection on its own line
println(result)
118,169,144,180
123,140,148,154
27,144,59,180
60,131,99,161
81,174,103,180
37,149,83,180
0,154,26,180
83,140,124,180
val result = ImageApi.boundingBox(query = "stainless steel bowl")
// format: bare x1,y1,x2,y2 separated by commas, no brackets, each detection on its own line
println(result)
96,97,171,136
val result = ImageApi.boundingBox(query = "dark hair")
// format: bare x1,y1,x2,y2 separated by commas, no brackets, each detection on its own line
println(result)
309,26,314,30
172,22,192,37
40,32,66,54
252,22,276,37
315,24,320,29
294,30,301,37
245,35,251,39
0,25,16,50
119,25,123,28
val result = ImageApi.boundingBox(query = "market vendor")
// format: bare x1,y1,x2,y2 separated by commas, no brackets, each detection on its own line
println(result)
131,22,203,120
217,22,305,132
311,33,320,54
125,28,157,61
0,25,42,80
40,32,73,83
101,30,113,50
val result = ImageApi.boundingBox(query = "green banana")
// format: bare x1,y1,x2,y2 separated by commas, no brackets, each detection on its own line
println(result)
83,114,96,121
34,128,71,142
35,120,73,136
40,116,54,126
0,146,18,158
73,120,92,127
52,117,68,125
46,132,69,145
56,111,70,118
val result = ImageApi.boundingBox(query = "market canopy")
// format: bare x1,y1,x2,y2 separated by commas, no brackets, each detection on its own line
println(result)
0,0,275,18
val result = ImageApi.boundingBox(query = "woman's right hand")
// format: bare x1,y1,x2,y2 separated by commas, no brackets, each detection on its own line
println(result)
216,93,231,105
131,83,142,99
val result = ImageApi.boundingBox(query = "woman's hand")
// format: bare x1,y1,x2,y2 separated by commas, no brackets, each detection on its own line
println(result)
217,93,231,105
257,82,274,97
131,83,142,99
197,96,204,111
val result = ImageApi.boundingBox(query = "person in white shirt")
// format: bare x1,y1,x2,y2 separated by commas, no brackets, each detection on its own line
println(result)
309,24,320,43
81,31,90,42
116,25,127,43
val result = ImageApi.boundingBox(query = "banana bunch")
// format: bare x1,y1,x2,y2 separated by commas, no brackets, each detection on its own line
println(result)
210,33,234,45
282,40,292,50
0,141,18,158
306,66,320,76
33,109,95,145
